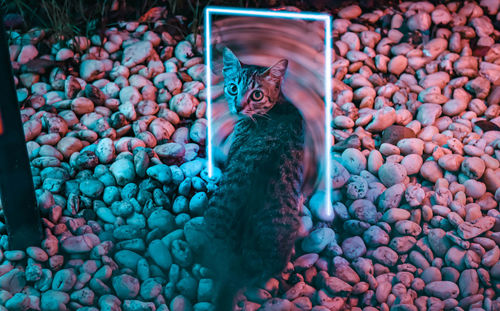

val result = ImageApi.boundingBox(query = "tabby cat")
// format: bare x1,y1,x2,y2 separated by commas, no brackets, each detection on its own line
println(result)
200,47,306,311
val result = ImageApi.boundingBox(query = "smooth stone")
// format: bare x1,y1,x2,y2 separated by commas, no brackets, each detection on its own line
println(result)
378,162,407,187
424,281,459,300
341,148,367,175
148,240,172,271
381,125,416,145
301,228,335,253
112,274,140,299
110,159,136,186
341,236,366,260
457,216,495,240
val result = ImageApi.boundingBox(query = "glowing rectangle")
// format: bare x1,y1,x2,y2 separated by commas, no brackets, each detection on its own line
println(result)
205,6,332,212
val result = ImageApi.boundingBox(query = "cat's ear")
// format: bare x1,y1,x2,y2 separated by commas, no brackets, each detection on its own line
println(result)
222,47,241,76
263,59,288,83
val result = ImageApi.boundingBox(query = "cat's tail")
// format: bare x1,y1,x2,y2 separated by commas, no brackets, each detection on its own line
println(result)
213,278,241,311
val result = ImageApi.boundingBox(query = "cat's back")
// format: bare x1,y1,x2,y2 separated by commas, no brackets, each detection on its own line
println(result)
225,100,304,192
201,100,304,282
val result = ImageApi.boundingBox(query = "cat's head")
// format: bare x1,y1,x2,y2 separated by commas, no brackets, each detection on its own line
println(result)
222,47,288,117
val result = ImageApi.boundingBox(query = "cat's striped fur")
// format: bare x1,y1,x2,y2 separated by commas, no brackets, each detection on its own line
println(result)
200,47,306,311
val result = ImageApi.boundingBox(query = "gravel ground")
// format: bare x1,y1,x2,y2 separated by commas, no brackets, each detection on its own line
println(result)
1,1,500,310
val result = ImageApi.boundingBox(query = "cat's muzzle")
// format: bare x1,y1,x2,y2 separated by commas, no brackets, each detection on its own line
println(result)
235,103,245,113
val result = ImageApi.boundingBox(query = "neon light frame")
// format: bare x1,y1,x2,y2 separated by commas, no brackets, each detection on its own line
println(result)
204,6,333,213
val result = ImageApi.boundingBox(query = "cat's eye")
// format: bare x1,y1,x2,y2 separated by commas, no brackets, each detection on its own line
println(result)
250,90,264,101
226,83,238,96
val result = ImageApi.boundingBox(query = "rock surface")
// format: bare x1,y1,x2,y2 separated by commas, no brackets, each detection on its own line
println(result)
2,1,500,311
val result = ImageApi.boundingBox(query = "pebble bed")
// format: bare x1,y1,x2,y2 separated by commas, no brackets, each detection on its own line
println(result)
1,1,500,310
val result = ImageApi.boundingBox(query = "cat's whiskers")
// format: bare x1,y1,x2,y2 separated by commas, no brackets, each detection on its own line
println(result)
259,112,272,121
248,113,258,124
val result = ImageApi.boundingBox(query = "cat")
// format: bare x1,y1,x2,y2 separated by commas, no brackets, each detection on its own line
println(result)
200,47,306,311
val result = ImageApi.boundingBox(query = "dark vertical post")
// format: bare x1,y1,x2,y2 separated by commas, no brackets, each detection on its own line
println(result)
0,19,43,250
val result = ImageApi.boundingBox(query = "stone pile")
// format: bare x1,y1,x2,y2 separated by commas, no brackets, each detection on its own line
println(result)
0,1,499,310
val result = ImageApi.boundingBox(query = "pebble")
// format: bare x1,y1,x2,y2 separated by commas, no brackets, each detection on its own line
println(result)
345,175,368,199
459,269,479,297
180,159,204,177
397,138,424,156
170,93,199,118
378,162,407,187
363,226,389,246
190,119,207,144
4,250,25,261
341,236,366,260
445,247,467,271
331,159,350,189
381,208,410,223
26,247,48,262
155,143,185,160
120,86,142,106
438,154,464,172
422,39,448,61
148,240,172,271
71,97,94,115
170,295,193,311
96,138,115,164
112,274,140,299
123,300,155,311
366,107,396,132
341,148,366,175
381,125,416,145
110,158,136,186
307,191,333,222
0,269,25,293
79,179,104,198
420,161,443,182
408,11,431,31
17,44,38,64
80,60,105,82
461,157,486,179
401,154,422,175
183,217,207,253
189,192,208,216
140,278,162,300
114,250,142,270
57,137,83,159
424,281,459,299
52,269,76,291
293,254,318,273
417,104,442,126
122,41,154,68
41,290,69,311
171,240,193,268
464,179,487,198
5,292,30,310
457,216,495,240
146,164,172,184
443,99,468,116
148,209,175,232
390,236,416,254
395,220,421,236
482,246,500,267
338,5,362,19
61,235,94,253
372,246,398,266
301,228,335,253
349,199,379,224
109,200,132,217
428,229,451,258
388,55,408,75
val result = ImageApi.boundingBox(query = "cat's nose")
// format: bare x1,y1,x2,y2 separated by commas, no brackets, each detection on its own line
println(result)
235,103,245,112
